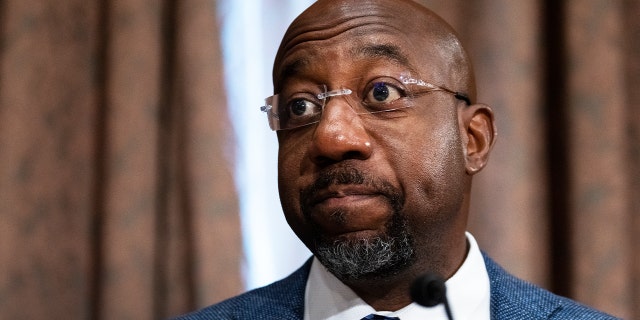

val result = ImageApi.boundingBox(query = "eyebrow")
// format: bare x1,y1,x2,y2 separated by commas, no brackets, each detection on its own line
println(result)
276,44,412,89
353,44,411,67
279,58,310,85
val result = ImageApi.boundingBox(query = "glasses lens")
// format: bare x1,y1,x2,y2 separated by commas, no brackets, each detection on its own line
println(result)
262,74,466,131
265,84,326,130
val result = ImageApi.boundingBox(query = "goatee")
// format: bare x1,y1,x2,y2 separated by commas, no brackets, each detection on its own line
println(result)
301,166,415,281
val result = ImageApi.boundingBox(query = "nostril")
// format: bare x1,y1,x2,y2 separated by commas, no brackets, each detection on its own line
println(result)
311,150,369,167
343,150,368,160
312,154,336,167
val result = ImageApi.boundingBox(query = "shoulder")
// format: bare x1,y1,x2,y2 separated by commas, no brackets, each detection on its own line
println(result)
172,259,312,320
483,253,619,319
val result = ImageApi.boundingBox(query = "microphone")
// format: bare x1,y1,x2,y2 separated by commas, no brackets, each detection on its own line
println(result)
410,273,454,320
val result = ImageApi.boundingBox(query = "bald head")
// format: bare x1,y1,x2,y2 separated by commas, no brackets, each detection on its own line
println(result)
273,0,476,101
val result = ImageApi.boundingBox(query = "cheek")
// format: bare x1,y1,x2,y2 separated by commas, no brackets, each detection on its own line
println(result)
277,134,307,189
277,137,310,237
425,122,466,181
278,150,301,212
396,116,466,215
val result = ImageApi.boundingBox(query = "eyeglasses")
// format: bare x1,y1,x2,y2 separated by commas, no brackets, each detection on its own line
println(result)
260,73,470,131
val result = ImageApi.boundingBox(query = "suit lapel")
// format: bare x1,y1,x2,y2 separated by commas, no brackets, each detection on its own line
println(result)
241,258,312,319
483,253,562,319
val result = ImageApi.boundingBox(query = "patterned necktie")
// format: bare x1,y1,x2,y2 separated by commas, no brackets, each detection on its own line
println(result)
361,314,400,320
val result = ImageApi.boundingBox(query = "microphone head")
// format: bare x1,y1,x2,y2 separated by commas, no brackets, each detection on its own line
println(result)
410,273,447,307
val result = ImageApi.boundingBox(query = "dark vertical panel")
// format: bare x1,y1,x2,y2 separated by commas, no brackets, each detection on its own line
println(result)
153,0,177,317
167,1,197,314
623,1,640,318
542,0,572,298
0,0,5,79
90,0,110,318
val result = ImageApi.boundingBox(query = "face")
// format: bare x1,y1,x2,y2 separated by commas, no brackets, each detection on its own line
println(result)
274,0,479,281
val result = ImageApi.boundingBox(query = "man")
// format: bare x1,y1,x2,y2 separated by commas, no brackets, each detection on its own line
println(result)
176,0,617,319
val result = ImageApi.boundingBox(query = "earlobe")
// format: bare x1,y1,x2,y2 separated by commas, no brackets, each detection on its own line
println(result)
460,104,497,175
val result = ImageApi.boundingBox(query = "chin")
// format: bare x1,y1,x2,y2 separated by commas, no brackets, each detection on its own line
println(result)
312,222,415,281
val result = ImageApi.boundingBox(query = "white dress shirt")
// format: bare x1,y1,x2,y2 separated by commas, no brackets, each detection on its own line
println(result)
304,232,490,320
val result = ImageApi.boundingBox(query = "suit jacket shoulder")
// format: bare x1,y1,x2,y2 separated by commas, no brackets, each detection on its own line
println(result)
171,259,311,320
174,255,619,320
483,253,619,319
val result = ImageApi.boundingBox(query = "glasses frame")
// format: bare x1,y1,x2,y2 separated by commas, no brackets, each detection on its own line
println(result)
260,74,471,131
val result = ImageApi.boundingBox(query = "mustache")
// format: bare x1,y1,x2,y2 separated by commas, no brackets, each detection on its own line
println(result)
300,166,404,213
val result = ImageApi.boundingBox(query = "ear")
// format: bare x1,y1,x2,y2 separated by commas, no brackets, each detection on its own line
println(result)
458,103,497,175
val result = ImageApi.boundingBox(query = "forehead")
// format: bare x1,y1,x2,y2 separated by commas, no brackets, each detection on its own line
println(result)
278,33,419,84
273,1,453,89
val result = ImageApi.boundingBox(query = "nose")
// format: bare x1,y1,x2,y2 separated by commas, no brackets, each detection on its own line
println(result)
307,97,373,165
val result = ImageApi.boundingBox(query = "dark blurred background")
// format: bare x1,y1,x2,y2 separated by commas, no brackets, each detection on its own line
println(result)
0,0,638,319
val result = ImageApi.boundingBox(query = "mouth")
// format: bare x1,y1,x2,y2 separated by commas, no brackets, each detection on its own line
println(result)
310,185,382,207
299,166,404,236
304,185,394,235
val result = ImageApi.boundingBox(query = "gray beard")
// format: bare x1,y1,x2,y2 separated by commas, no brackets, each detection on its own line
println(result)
301,166,414,281
314,214,414,281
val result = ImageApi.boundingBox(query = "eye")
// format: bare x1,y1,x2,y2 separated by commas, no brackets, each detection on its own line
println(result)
286,98,321,118
365,82,403,105
372,83,389,101
290,99,309,116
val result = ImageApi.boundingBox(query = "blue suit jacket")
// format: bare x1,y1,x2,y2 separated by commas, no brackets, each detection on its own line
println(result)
174,254,618,319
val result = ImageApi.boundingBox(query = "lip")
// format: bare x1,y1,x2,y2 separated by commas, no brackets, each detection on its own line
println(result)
309,185,382,208
305,184,392,235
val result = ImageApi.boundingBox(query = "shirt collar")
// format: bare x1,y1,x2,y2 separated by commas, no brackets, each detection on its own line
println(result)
304,232,490,320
